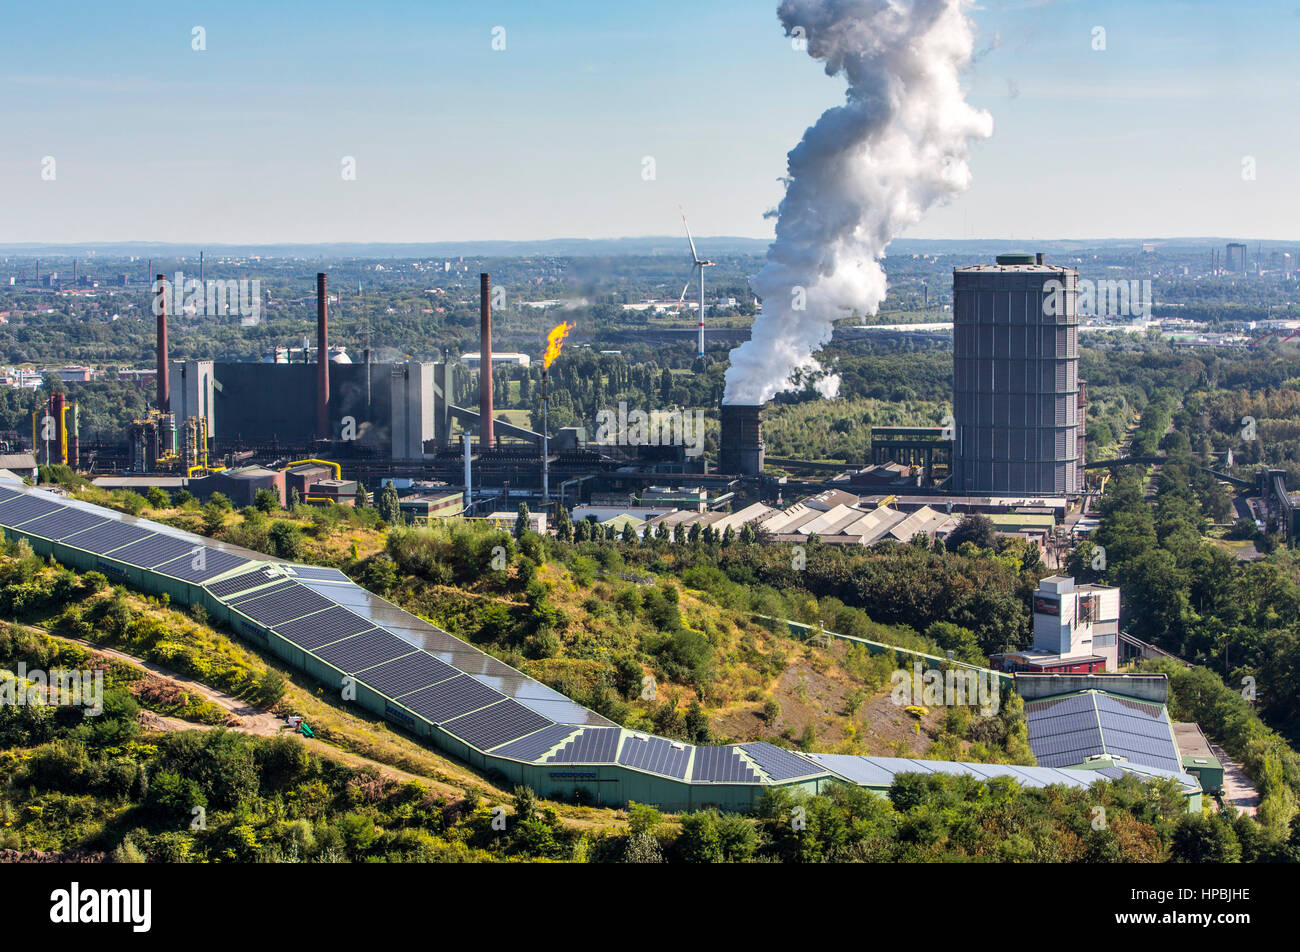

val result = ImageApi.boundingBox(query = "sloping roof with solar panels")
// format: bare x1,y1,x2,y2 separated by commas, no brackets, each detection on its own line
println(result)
1025,689,1184,774
0,483,1201,801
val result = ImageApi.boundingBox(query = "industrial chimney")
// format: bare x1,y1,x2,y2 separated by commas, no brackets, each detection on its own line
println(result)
155,274,170,411
719,403,765,476
317,272,329,439
479,272,494,449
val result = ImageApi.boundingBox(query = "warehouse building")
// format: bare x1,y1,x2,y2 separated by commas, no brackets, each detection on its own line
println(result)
0,485,1201,812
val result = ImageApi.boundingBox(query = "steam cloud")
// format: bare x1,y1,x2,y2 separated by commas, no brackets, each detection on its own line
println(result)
723,0,993,406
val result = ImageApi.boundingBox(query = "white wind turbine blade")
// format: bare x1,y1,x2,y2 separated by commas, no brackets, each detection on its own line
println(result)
679,204,701,264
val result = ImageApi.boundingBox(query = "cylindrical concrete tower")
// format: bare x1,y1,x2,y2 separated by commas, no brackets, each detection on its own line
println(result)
952,253,1080,497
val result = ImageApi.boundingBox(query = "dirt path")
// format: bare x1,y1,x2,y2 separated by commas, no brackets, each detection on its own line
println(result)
22,625,443,789
23,625,283,736
1211,744,1260,817
21,623,630,829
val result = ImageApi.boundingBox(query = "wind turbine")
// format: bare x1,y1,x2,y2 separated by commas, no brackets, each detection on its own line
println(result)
677,205,715,359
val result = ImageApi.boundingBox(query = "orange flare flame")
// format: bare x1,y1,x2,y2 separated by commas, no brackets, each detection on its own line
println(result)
543,321,574,369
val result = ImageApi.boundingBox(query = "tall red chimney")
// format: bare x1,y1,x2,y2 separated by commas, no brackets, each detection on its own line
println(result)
317,272,329,439
479,272,494,449
155,274,170,411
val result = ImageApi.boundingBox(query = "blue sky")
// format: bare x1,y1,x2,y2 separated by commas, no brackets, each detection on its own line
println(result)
2,0,1298,243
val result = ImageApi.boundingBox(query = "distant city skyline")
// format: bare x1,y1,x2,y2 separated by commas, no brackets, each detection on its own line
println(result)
3,0,1298,244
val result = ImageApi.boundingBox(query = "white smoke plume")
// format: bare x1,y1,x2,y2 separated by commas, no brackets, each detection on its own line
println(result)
723,0,993,406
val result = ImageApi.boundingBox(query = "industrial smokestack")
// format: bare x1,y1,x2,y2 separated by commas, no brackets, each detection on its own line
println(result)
155,274,170,412
317,272,329,439
479,272,494,449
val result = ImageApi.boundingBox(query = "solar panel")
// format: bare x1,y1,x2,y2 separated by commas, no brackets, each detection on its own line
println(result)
291,565,351,582
0,486,23,503
17,507,108,541
109,534,203,569
398,674,503,723
740,741,822,781
1097,694,1164,719
65,520,154,554
442,699,552,751
311,629,415,675
514,697,614,726
618,735,692,779
235,584,335,627
212,572,288,600
491,723,579,762
549,726,622,763
153,547,249,583
0,494,67,526
1026,692,1180,771
274,605,376,650
691,746,762,784
355,652,460,699
806,754,895,785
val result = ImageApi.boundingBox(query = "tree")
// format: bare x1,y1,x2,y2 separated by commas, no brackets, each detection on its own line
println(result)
684,700,711,744
514,502,531,539
555,506,572,541
945,513,997,552
354,482,368,509
288,487,301,511
377,483,402,524
254,488,280,513
145,486,170,509
268,521,303,560
621,522,638,544
201,502,226,535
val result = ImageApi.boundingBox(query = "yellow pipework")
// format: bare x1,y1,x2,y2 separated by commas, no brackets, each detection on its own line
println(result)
283,458,342,480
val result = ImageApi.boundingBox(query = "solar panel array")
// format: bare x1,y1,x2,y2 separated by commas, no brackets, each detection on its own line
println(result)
1095,694,1181,772
112,534,202,569
399,674,503,723
492,723,579,762
0,493,68,525
312,630,414,675
208,570,281,599
740,741,822,781
549,727,622,763
274,604,375,651
443,699,552,751
1026,693,1107,768
291,565,352,582
619,735,692,779
154,547,249,584
691,746,762,784
236,583,334,627
20,507,108,541
64,520,154,554
354,652,459,699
